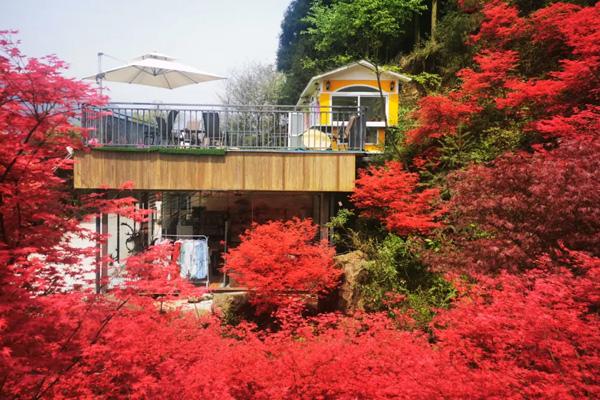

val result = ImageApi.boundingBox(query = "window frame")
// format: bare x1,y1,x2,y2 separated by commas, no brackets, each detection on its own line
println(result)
331,91,388,128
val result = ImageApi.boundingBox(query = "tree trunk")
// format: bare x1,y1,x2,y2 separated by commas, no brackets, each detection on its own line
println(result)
414,12,421,46
431,0,438,41
373,63,388,132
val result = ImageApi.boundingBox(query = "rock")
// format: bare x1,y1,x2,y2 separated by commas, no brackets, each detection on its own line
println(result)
334,250,371,312
211,291,251,324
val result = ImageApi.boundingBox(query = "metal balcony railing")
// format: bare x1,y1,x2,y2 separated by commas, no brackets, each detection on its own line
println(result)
81,103,368,152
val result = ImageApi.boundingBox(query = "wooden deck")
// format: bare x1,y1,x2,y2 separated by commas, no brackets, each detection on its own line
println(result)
74,150,357,192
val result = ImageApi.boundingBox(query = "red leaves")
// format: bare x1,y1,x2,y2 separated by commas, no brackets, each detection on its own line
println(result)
406,95,476,143
471,0,527,46
351,161,445,235
222,218,339,312
0,31,109,279
432,250,600,399
6,252,598,399
438,135,600,274
406,1,600,149
534,106,600,141
459,50,518,98
1,10,599,398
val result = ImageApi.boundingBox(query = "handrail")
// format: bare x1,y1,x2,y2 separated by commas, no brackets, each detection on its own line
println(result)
81,103,368,152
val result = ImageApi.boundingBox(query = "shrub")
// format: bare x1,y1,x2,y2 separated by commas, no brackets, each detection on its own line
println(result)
436,136,600,274
359,234,455,326
351,160,446,236
222,218,340,313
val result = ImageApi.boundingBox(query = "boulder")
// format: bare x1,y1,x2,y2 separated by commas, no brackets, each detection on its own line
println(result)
334,250,371,312
212,291,251,324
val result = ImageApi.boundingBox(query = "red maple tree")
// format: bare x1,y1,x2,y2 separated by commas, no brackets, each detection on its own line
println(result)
406,1,600,153
437,135,600,274
351,160,445,235
222,218,339,313
2,2,600,396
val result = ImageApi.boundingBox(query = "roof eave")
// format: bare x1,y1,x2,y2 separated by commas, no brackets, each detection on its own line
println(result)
296,60,412,105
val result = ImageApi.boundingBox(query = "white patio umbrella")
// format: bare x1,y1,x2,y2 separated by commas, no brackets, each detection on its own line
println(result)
84,52,225,89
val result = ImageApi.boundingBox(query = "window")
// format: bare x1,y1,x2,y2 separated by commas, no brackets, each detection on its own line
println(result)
331,96,358,108
331,86,387,123
337,86,379,93
366,127,379,144
330,86,388,145
359,97,386,122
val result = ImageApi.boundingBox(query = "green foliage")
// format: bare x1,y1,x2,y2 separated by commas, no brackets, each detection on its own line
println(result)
276,0,333,104
327,208,386,254
400,8,480,84
385,106,421,163
404,274,456,327
92,147,226,156
276,0,434,102
327,208,356,245
328,208,454,327
407,71,442,93
438,124,526,169
304,0,426,64
357,233,456,326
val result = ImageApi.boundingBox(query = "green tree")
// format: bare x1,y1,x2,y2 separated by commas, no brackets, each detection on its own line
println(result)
302,0,427,130
276,0,433,103
276,0,332,104
304,0,427,66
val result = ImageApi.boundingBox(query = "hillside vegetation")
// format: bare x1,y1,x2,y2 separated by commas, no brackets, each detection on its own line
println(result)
0,1,599,398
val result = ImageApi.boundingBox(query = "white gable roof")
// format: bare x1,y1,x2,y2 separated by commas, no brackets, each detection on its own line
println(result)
297,60,411,104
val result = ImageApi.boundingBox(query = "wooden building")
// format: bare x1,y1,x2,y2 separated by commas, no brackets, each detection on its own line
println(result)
75,60,410,286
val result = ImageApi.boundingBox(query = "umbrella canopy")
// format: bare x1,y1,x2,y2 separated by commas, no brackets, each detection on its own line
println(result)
85,52,225,89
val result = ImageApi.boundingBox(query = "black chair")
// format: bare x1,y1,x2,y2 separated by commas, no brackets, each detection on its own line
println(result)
202,112,221,146
155,110,179,145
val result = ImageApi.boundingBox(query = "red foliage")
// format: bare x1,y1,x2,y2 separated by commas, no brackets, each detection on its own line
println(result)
437,134,600,273
0,32,145,286
1,14,599,399
0,33,179,398
351,161,445,235
5,251,598,399
0,32,100,271
535,106,600,141
457,50,518,99
407,1,600,149
222,218,339,312
406,95,476,143
431,250,600,399
470,0,527,46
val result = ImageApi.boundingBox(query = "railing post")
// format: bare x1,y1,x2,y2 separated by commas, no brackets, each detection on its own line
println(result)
224,106,229,148
360,106,367,151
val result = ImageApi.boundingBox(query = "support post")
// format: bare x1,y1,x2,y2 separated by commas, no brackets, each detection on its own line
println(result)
101,213,109,291
95,214,101,294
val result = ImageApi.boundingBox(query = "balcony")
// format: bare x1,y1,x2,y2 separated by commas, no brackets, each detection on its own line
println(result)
75,103,364,192
82,103,368,153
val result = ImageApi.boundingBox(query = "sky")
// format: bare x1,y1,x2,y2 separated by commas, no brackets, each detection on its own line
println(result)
0,0,291,104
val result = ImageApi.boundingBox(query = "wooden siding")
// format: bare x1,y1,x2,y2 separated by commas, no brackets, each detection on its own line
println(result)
74,151,357,192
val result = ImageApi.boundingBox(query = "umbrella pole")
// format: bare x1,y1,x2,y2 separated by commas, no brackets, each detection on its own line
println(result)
97,52,104,95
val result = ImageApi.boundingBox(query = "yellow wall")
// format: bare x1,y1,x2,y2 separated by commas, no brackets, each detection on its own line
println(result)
328,79,394,93
319,80,399,125
318,92,331,125
388,93,399,125
316,78,399,152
